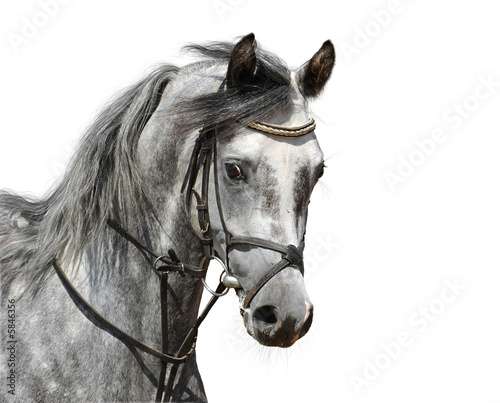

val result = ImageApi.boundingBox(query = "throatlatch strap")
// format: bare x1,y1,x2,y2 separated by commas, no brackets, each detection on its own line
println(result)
107,219,207,278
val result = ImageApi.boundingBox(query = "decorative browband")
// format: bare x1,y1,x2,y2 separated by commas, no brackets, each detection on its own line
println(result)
248,118,316,137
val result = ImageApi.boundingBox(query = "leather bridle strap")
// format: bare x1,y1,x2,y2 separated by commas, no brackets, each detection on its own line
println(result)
161,281,226,402
52,258,195,365
227,237,305,310
156,270,169,402
181,128,217,270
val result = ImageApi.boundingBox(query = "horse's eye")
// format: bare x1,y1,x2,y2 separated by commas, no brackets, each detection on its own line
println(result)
225,163,244,180
318,164,325,179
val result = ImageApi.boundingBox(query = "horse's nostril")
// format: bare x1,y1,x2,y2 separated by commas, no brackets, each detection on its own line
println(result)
253,305,279,325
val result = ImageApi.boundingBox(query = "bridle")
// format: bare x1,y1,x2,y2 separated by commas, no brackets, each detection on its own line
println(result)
182,118,316,310
52,92,317,402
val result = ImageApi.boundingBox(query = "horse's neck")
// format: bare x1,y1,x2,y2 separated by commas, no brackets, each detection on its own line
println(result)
76,204,205,353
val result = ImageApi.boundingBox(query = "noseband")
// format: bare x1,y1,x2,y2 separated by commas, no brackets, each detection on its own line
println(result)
53,86,316,402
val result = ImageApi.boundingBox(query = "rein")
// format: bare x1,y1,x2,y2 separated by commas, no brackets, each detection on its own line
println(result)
53,99,316,401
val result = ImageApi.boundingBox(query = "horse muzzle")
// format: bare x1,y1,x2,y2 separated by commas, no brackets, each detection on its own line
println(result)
245,297,314,348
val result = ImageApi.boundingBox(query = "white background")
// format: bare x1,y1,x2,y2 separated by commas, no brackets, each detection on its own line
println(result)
1,1,500,402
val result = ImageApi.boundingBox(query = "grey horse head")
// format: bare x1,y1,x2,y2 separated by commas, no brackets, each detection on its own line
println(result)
213,35,334,347
157,34,335,348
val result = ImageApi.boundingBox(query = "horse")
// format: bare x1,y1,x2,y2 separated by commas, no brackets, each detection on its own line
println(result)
0,33,335,402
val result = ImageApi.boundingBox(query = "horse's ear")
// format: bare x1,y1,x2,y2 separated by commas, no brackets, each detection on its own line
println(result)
227,33,257,87
298,40,335,98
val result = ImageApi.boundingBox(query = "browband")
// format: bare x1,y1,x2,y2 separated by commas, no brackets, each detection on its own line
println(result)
248,118,316,137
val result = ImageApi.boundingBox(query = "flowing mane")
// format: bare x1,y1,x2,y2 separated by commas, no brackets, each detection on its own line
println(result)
0,39,293,298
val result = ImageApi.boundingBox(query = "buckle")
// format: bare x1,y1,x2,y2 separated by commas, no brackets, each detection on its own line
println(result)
284,244,303,266
153,255,184,275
